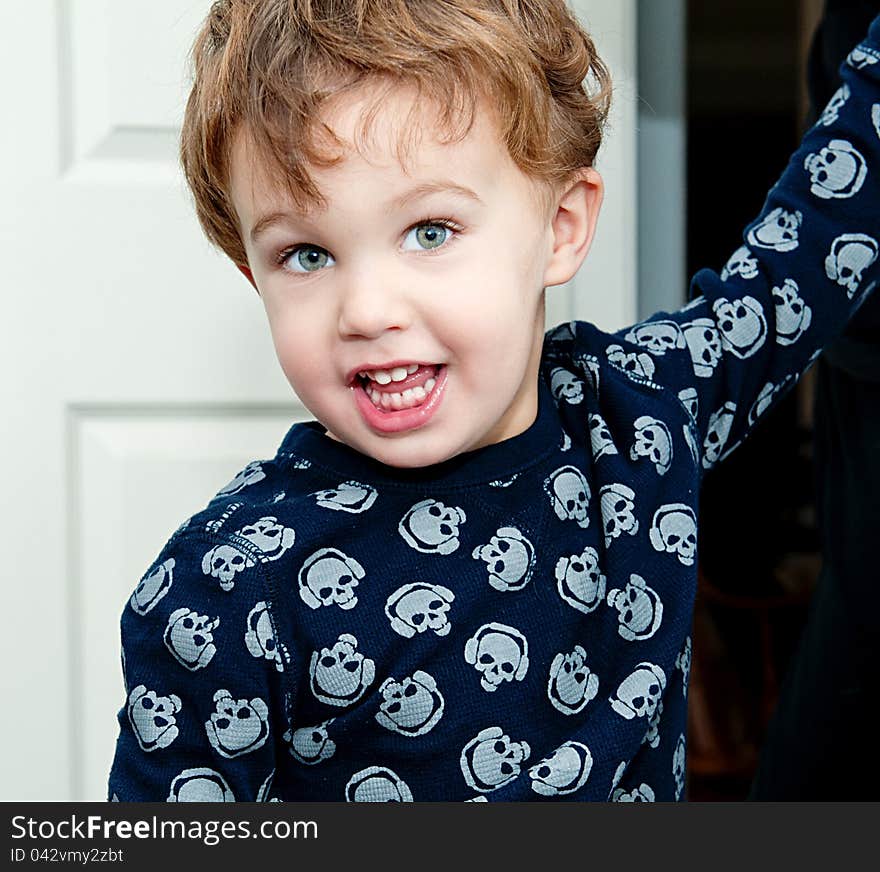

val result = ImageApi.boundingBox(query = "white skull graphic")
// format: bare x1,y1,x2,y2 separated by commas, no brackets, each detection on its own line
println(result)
804,139,867,199
555,546,606,614
163,607,219,671
244,601,283,672
345,767,413,802
610,662,666,721
385,582,455,638
624,320,686,355
547,645,600,715
471,526,536,592
257,774,280,803
818,83,849,125
216,461,265,497
683,423,700,465
298,548,365,610
606,344,656,383
236,516,296,561
703,401,737,468
612,784,656,802
600,483,639,547
720,245,759,281
589,413,618,460
773,278,812,345
643,696,664,746
673,733,687,800
606,574,664,642
460,727,530,793
285,723,334,765
130,558,175,615
574,353,601,395
375,671,445,736
825,233,878,297
545,465,591,528
312,481,377,513
678,387,698,422
631,416,673,475
682,318,722,377
201,543,254,591
309,633,375,706
746,207,802,252
167,768,235,802
205,690,270,758
649,503,698,565
550,366,584,404
284,720,336,765
529,741,593,797
464,623,529,692
399,499,467,554
676,636,692,697
609,761,627,796
749,377,795,427
713,295,768,358
127,684,181,752
847,44,880,69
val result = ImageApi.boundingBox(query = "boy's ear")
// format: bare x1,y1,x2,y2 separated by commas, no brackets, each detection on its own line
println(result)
542,167,604,288
236,263,261,295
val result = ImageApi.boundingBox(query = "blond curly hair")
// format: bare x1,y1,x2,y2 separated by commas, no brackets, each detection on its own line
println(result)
180,0,612,264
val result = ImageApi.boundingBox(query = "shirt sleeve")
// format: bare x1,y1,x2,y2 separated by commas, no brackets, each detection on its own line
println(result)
614,14,880,471
107,532,285,802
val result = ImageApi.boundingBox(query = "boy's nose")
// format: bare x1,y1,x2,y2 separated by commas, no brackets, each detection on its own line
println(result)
336,269,413,339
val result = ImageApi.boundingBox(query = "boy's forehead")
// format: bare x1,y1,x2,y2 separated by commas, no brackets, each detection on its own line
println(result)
229,83,525,223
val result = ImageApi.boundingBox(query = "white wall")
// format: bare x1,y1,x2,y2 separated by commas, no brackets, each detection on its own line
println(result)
552,0,639,333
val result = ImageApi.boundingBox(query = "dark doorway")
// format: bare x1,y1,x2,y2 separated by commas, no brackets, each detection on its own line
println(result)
685,0,821,801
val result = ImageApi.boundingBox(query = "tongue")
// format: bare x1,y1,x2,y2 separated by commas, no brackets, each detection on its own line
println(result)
370,365,439,394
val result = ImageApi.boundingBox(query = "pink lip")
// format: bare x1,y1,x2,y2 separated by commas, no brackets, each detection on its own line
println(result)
353,365,448,434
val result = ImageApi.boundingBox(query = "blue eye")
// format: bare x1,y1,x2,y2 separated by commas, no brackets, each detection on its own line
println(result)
403,222,454,251
283,246,335,273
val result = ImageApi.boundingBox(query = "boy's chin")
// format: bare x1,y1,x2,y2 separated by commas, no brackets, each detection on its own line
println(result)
326,426,464,469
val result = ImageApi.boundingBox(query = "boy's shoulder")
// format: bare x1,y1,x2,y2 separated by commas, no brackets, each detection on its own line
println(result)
132,447,319,609
169,453,289,540
176,435,331,538
542,317,688,401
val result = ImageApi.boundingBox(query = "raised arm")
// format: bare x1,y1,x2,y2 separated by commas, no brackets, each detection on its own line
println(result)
615,14,880,471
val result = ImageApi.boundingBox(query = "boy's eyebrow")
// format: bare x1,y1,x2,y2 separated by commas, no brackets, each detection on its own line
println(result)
250,210,302,244
249,181,483,243
388,181,484,212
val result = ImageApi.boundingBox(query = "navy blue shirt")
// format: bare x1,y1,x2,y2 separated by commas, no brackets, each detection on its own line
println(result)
108,18,880,802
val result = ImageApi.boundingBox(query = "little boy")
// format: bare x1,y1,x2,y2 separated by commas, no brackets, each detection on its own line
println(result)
108,0,880,801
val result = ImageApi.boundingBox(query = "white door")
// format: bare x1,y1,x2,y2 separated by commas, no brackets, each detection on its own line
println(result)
0,0,635,800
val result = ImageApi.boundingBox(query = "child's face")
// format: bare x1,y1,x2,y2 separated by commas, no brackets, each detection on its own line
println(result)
229,85,584,468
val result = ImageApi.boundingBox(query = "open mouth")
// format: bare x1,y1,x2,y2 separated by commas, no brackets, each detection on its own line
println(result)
357,364,442,412
352,364,448,434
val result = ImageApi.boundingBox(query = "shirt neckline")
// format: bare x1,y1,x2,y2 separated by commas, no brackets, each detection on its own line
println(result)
277,373,562,488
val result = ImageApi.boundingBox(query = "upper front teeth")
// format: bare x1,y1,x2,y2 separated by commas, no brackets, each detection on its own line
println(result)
360,363,420,384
